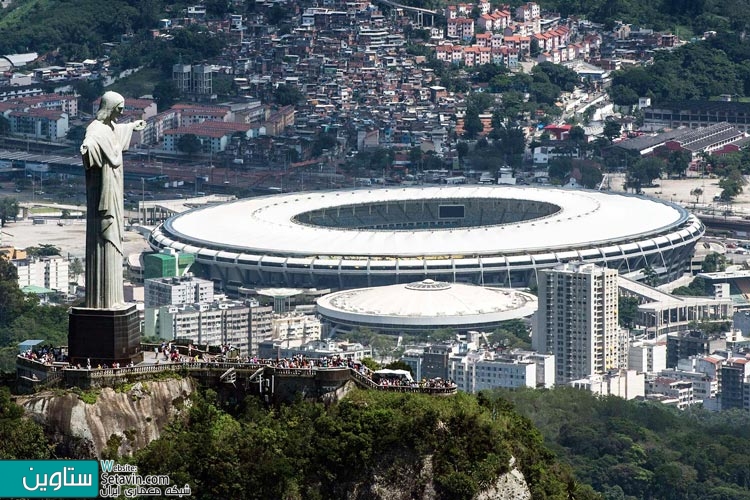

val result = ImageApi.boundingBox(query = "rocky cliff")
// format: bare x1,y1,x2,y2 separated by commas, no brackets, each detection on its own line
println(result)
18,378,194,458
364,454,532,500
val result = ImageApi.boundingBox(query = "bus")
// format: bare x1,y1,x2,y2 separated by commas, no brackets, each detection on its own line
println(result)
442,176,467,185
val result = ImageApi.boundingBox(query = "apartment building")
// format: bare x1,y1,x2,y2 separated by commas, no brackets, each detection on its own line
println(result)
449,349,555,392
533,262,627,384
12,255,69,292
628,338,667,374
144,275,214,338
144,275,214,308
646,377,695,409
570,369,645,400
720,357,750,410
157,299,274,356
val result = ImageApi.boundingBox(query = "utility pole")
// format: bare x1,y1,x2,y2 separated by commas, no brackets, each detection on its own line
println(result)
141,177,145,224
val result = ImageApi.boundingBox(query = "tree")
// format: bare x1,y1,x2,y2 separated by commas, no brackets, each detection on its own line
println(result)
466,92,496,113
672,276,709,296
0,387,51,459
69,257,84,283
408,147,423,172
492,125,527,165
360,357,380,371
273,84,304,106
153,80,180,110
569,125,586,145
530,38,541,58
266,4,287,24
66,125,86,144
384,360,413,374
579,163,603,189
310,132,337,157
532,62,580,92
0,198,19,227
463,107,483,139
548,158,573,184
73,79,104,113
25,244,61,257
627,157,664,193
177,134,202,156
0,116,9,136
205,0,230,17
690,187,703,205
430,328,457,342
0,258,29,329
697,151,712,176
608,84,639,106
719,177,743,201
667,149,691,178
618,296,639,329
642,265,658,286
491,319,531,349
456,141,469,163
603,120,622,142
702,252,727,273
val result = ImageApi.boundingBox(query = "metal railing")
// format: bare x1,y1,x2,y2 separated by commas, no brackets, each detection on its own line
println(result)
22,355,457,395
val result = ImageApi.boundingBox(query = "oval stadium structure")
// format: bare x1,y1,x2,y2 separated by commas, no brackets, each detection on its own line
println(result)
147,185,704,292
316,279,538,334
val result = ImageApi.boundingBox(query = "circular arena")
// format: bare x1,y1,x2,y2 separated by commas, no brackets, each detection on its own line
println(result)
147,185,704,292
316,279,538,335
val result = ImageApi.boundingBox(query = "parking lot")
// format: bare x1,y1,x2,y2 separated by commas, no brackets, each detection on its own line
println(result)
1,218,150,262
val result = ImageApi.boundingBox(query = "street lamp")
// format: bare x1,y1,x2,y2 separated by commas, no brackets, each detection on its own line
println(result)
141,177,145,224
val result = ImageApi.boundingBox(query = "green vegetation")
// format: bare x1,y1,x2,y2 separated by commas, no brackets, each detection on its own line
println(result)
176,134,202,156
109,68,166,101
625,157,664,193
701,252,728,273
72,387,100,405
672,276,710,296
0,386,51,459
609,42,746,105
618,296,639,329
133,389,598,499
492,387,750,500
0,258,69,372
25,244,61,258
0,0,160,59
273,83,305,106
490,319,532,349
0,198,19,227
547,157,603,188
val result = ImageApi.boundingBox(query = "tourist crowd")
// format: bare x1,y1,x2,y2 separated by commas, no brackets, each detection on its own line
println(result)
21,345,455,389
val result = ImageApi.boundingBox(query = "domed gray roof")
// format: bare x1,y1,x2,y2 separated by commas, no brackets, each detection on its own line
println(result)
316,279,538,327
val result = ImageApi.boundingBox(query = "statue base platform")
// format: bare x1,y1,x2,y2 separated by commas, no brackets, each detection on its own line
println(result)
68,304,143,367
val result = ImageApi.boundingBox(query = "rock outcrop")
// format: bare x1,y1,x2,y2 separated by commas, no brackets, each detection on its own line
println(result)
18,378,194,458
361,454,532,499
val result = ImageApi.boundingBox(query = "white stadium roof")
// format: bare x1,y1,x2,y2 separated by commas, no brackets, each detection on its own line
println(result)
316,279,538,327
164,186,688,258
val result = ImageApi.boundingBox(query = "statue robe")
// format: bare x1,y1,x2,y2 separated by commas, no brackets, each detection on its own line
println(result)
81,120,134,309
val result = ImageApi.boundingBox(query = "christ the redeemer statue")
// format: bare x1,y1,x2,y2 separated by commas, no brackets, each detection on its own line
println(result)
80,91,146,309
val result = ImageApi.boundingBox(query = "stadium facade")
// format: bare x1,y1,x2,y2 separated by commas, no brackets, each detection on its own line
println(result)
147,186,704,293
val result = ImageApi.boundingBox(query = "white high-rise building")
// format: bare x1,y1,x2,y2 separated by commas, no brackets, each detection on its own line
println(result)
13,256,69,292
448,349,555,393
629,338,667,374
156,299,273,356
533,262,627,384
144,275,214,308
144,275,214,337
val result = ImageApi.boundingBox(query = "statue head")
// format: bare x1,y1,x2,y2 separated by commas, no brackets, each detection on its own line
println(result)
96,91,125,122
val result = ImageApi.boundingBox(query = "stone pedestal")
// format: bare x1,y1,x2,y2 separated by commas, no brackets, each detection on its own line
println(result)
68,304,143,367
